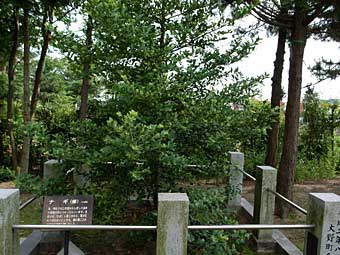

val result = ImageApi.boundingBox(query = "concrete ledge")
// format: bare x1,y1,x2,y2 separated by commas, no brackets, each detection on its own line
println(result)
239,198,253,223
273,230,302,255
20,231,65,254
20,230,43,255
57,241,85,255
239,197,302,255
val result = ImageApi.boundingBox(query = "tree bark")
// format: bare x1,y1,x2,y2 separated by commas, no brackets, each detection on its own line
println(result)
0,65,5,166
0,129,4,166
277,8,307,217
20,1,31,174
21,5,54,173
79,16,93,121
30,7,53,120
265,28,287,167
7,7,19,172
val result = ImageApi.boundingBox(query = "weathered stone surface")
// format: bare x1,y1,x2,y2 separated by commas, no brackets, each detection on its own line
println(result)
43,160,63,179
20,230,42,255
73,164,90,188
273,230,302,255
0,189,19,255
156,193,189,255
304,193,340,255
253,166,277,249
228,152,244,210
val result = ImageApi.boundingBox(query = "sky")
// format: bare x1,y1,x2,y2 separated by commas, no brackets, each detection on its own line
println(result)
236,34,340,101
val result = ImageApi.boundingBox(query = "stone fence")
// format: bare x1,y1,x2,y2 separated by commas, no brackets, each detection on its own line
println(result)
0,152,339,254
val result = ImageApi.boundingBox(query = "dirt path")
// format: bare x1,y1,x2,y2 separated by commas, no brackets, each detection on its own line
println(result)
0,181,15,188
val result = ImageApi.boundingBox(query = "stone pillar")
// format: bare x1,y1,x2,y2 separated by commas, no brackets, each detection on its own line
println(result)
304,193,340,255
43,160,62,180
227,152,244,210
0,189,20,255
253,166,277,251
156,193,189,255
73,164,90,188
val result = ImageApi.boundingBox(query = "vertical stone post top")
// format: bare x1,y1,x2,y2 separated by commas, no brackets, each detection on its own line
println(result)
257,166,277,172
309,193,340,203
44,159,62,165
228,151,244,157
255,166,277,183
0,189,19,199
228,151,244,161
228,151,244,168
158,193,189,202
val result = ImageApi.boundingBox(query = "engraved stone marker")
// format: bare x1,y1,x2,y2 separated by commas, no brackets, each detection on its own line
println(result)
304,193,340,255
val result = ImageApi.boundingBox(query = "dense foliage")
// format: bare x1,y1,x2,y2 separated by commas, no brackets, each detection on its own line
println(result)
296,88,340,181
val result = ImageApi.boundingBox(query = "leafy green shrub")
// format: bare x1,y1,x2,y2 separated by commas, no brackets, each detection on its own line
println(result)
0,167,15,182
15,174,41,193
15,173,72,196
186,187,250,255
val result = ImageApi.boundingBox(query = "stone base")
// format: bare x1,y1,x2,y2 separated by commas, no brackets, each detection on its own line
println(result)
20,231,65,255
255,239,276,253
239,198,302,255
57,241,85,255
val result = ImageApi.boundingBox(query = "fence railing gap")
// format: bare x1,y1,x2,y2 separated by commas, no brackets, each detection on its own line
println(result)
267,188,307,215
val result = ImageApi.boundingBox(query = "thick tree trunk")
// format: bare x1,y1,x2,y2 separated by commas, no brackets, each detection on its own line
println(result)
79,16,93,120
7,7,19,172
265,28,287,167
277,9,307,217
20,2,31,174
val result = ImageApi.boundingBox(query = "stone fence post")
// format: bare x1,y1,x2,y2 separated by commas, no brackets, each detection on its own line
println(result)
156,193,189,255
304,193,340,255
43,160,62,180
44,160,90,188
253,166,277,252
0,189,20,255
227,152,244,211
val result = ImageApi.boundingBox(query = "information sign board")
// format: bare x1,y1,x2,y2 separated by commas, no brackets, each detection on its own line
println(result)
42,195,93,225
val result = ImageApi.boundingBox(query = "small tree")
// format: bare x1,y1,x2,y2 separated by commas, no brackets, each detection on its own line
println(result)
300,88,329,160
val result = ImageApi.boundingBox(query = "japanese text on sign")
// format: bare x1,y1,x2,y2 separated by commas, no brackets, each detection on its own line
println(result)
325,220,340,255
42,195,93,225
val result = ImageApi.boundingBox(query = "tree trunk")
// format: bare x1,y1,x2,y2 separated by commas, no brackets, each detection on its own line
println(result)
30,8,53,121
20,2,31,174
0,65,5,166
7,7,19,172
0,130,4,166
277,8,307,217
265,28,287,167
79,16,93,121
21,5,53,173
